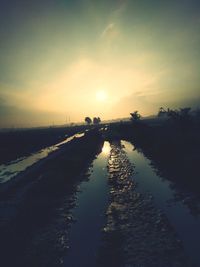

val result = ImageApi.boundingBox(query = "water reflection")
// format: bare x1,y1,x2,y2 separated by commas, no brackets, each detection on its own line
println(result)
122,140,200,266
0,133,85,183
102,141,111,155
64,141,110,267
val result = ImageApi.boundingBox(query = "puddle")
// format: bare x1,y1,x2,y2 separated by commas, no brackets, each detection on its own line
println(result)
122,140,200,266
63,141,110,267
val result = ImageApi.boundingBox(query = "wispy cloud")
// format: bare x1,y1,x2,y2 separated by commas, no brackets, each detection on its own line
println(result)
100,0,128,40
101,23,118,39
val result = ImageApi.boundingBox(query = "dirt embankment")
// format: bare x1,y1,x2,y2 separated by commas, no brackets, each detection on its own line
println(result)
106,121,200,215
0,129,103,267
0,124,92,164
117,122,200,193
98,141,190,267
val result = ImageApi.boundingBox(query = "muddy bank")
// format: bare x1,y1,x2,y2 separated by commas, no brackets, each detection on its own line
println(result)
0,124,93,165
98,141,190,267
106,121,200,195
0,129,103,267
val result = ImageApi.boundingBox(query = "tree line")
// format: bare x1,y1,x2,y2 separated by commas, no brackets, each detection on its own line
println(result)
85,117,101,125
84,107,200,125
130,107,200,127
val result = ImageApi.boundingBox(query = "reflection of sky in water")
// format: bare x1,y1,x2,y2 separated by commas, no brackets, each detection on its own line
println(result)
0,133,84,183
122,140,200,266
102,141,111,156
64,141,110,267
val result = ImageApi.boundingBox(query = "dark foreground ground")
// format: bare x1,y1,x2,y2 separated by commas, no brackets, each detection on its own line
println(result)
0,118,200,266
0,124,92,164
0,129,103,267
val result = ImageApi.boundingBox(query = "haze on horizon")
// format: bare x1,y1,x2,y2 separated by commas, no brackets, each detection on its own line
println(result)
0,0,200,128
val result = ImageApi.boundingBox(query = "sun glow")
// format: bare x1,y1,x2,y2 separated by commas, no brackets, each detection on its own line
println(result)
96,90,108,102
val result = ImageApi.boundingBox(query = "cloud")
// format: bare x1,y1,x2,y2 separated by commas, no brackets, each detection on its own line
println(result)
100,23,120,43
101,23,115,38
100,0,128,41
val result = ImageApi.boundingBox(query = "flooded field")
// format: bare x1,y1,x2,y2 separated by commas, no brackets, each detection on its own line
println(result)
62,139,198,266
0,130,199,266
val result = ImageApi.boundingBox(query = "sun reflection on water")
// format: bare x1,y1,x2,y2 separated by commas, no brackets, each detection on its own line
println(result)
102,141,111,155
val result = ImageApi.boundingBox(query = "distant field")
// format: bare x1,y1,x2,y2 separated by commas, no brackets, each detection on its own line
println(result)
0,125,91,164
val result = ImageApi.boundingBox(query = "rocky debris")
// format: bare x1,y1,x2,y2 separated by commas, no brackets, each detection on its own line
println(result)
99,141,191,267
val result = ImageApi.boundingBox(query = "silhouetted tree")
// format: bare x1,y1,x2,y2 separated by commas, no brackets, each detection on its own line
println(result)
166,108,179,120
158,107,167,117
167,108,191,120
130,111,141,122
85,117,92,125
93,117,101,124
167,107,192,129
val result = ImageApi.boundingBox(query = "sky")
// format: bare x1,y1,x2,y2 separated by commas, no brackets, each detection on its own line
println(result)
0,0,200,127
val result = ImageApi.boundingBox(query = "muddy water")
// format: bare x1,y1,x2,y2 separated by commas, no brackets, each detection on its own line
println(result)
122,140,200,266
63,141,110,267
0,133,84,183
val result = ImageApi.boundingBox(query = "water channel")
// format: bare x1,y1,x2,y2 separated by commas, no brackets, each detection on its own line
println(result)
2,136,200,266
64,140,200,266
122,140,200,266
64,141,110,267
0,133,84,183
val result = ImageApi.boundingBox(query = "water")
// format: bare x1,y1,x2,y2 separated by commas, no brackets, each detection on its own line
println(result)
122,140,200,266
64,141,110,267
0,133,84,183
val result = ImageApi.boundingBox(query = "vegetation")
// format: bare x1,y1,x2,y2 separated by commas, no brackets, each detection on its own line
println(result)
158,107,168,117
84,116,101,125
130,111,141,122
158,107,192,129
109,108,200,193
85,117,92,125
93,117,101,124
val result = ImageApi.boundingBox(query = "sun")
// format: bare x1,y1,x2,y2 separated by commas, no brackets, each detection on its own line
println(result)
96,90,107,102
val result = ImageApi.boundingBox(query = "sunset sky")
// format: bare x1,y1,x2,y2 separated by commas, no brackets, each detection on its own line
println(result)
0,0,200,127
